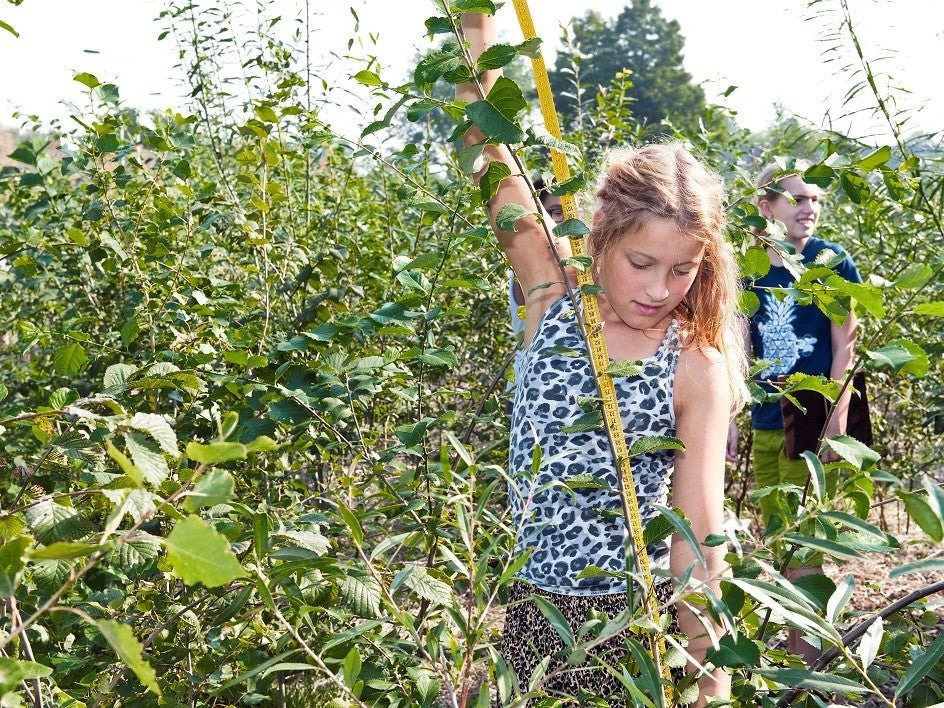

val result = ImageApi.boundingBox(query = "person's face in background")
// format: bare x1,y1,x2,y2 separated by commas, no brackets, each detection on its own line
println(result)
540,193,564,224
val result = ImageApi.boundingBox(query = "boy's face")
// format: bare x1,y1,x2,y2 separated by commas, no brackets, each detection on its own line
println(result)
759,175,822,245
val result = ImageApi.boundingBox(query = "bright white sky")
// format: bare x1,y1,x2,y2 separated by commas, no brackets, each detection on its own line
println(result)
1,0,941,143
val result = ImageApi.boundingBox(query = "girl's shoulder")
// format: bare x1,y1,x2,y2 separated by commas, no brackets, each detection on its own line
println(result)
674,344,730,416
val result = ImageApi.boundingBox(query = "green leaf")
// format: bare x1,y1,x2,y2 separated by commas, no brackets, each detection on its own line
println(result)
342,646,362,689
741,245,771,279
706,633,760,668
821,435,880,470
30,541,107,560
274,530,330,555
186,441,247,464
495,203,532,232
561,411,603,433
53,343,88,376
899,492,943,542
839,171,869,203
896,630,944,700
855,145,892,171
781,533,863,561
826,574,855,623
628,435,684,457
857,617,883,669
97,620,161,696
353,69,382,86
913,301,944,317
531,594,574,648
125,432,169,487
753,668,869,694
165,515,244,588
651,504,704,569
73,72,100,89
127,413,179,457
402,565,453,606
865,340,928,376
478,160,511,203
0,658,52,694
466,76,527,143
477,43,517,70
889,558,944,578
103,363,137,393
183,469,235,513
894,264,933,290
552,218,590,239
339,574,382,618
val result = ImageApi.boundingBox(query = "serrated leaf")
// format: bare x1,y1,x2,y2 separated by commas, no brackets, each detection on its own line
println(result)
26,500,87,545
894,264,933,290
103,363,137,393
478,160,511,203
53,343,88,376
97,620,161,696
275,530,330,555
339,574,382,618
608,360,644,377
116,537,161,569
402,565,452,606
183,469,235,513
353,69,382,86
127,413,179,457
628,435,684,457
561,411,603,433
495,203,531,233
73,72,100,89
125,432,169,487
477,43,517,70
165,515,244,588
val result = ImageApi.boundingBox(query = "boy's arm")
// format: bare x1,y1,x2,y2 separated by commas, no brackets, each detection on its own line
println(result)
822,311,857,459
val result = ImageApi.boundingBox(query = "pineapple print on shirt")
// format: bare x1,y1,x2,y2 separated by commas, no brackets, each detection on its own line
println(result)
757,294,816,378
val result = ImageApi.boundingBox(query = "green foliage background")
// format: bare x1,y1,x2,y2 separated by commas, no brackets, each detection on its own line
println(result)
0,0,941,706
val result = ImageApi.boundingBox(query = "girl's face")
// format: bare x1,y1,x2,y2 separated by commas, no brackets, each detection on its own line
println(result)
596,217,704,331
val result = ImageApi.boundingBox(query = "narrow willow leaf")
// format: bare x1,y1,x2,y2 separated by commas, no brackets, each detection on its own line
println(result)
752,668,869,694
30,541,107,561
889,558,944,578
781,533,863,561
165,515,244,588
531,594,574,648
826,574,855,623
98,620,161,696
899,492,943,542
895,631,944,700
651,504,704,569
857,617,883,669
186,441,247,464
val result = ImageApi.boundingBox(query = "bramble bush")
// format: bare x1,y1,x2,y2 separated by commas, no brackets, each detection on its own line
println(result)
0,0,941,706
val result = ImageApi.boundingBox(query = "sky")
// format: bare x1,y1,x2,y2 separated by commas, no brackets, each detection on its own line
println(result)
1,0,942,143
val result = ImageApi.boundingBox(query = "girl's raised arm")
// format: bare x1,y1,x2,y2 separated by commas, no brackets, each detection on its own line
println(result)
457,11,569,342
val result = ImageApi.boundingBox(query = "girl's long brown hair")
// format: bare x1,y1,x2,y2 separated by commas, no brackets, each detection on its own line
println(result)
590,142,749,410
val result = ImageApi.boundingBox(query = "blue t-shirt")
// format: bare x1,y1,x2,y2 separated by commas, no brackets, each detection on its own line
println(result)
748,237,862,430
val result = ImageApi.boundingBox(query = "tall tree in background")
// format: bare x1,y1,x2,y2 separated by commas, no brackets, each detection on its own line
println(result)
550,0,706,134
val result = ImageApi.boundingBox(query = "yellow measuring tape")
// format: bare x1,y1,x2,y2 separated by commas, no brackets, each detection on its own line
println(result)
507,0,671,692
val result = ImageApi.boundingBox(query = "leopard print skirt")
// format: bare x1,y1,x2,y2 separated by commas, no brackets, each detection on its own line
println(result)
497,582,678,706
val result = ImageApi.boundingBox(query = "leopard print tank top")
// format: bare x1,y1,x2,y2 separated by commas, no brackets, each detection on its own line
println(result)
509,294,681,595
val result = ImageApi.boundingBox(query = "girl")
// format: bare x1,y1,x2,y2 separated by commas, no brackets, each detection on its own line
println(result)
457,11,746,706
